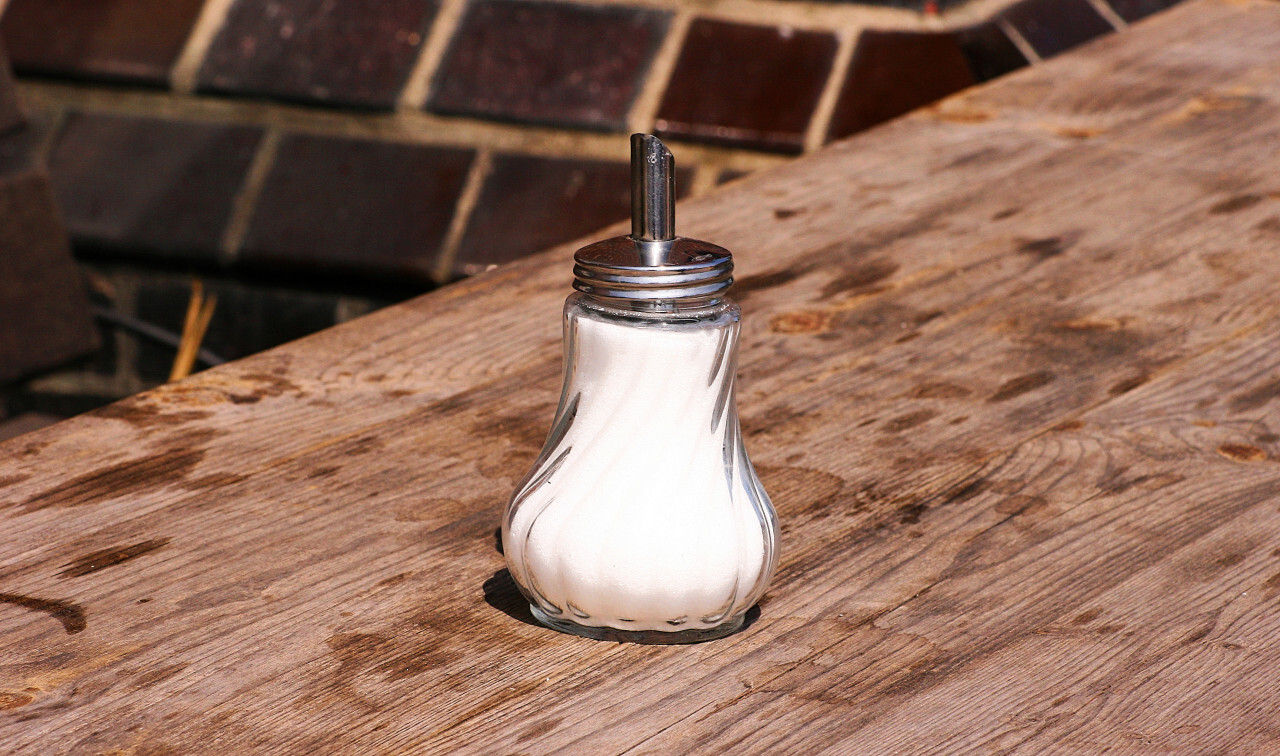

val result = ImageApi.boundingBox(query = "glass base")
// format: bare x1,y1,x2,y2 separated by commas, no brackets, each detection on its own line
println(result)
530,604,745,644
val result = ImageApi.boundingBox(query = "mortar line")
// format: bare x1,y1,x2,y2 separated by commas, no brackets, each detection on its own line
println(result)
115,270,146,396
218,128,283,263
432,148,494,284
688,163,722,197
1087,0,1129,30
170,0,239,94
804,25,861,153
335,298,375,324
997,17,1042,64
627,9,694,134
475,0,1011,30
16,80,792,174
398,0,470,111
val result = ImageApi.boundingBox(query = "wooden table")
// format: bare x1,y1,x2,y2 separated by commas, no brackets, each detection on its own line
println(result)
4,2,1280,752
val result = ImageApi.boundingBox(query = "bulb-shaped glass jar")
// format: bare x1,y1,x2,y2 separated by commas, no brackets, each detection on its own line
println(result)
502,289,779,643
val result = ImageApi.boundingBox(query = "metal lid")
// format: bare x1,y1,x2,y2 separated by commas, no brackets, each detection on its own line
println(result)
573,236,733,301
572,134,733,302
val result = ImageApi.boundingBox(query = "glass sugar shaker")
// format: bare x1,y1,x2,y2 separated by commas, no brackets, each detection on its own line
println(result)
502,134,779,643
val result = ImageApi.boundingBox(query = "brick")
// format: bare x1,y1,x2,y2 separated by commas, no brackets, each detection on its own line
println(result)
655,19,838,154
239,133,473,283
1105,0,1185,23
134,275,341,382
199,0,438,109
1001,0,1114,60
0,43,23,135
0,170,98,382
429,0,669,131
828,30,975,141
0,0,205,84
453,154,692,278
955,21,1030,83
453,155,627,277
47,112,263,263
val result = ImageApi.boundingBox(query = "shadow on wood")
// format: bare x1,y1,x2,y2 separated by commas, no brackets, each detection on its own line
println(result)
483,568,539,629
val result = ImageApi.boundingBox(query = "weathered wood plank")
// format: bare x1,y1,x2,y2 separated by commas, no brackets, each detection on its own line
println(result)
2,1,1280,753
631,326,1280,754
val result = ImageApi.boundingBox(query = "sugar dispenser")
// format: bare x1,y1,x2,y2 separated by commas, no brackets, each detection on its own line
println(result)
501,134,779,643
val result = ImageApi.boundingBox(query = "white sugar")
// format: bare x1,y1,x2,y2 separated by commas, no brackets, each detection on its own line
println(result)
506,313,772,632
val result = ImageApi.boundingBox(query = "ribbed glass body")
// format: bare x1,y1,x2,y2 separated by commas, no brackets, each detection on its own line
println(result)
502,292,779,643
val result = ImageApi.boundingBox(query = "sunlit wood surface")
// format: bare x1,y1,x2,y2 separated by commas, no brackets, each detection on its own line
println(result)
3,2,1280,752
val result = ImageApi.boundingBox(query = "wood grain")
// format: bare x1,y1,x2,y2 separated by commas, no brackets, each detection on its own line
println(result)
4,1,1280,753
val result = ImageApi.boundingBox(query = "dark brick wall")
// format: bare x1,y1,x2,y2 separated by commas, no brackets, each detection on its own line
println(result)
2,0,1190,153
239,133,474,283
199,0,440,108
0,0,1190,422
655,20,838,154
1002,0,1114,58
828,30,976,141
452,154,692,277
47,112,264,263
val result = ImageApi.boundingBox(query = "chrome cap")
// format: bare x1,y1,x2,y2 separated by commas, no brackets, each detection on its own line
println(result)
573,134,734,302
